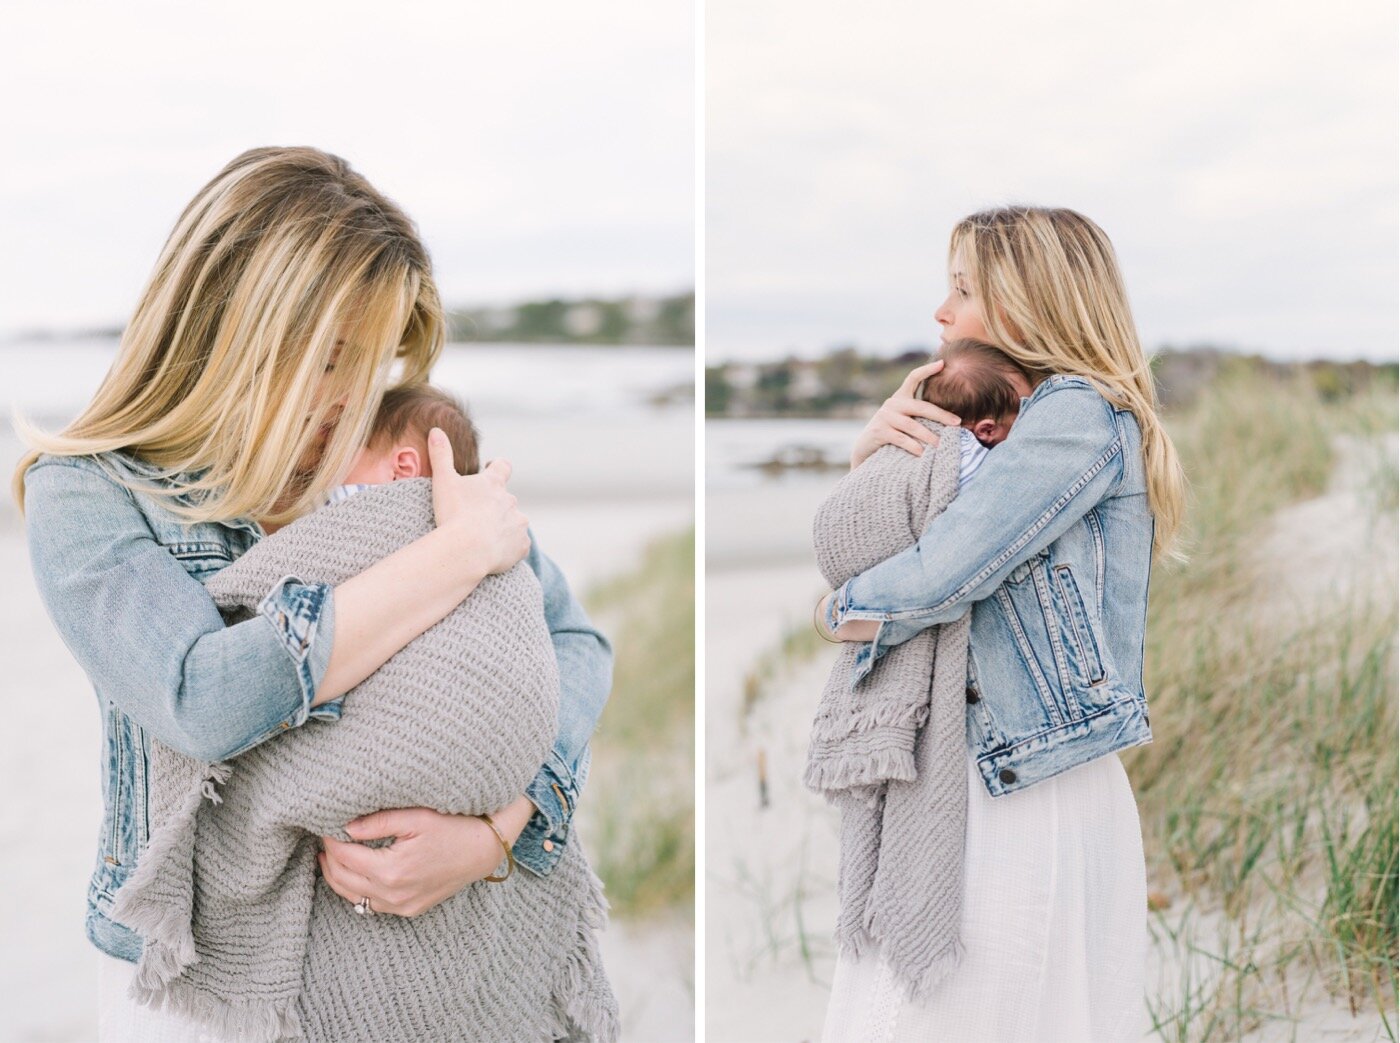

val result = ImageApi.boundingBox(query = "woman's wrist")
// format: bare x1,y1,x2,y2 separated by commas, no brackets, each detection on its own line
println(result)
487,794,537,846
421,524,490,599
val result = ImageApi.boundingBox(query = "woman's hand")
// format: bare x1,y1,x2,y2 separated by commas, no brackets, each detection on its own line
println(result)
427,428,530,576
817,591,881,643
850,360,962,469
318,796,536,918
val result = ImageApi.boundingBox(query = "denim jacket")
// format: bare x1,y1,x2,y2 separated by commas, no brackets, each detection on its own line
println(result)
22,449,612,962
826,374,1155,797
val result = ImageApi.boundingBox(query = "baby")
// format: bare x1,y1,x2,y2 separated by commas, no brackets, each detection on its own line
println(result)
918,337,1035,483
328,382,480,505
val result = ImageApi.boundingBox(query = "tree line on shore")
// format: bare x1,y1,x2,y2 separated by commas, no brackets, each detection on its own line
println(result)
705,345,1399,418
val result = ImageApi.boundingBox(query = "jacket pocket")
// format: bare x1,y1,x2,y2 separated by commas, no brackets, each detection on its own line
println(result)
1052,563,1106,686
102,702,127,868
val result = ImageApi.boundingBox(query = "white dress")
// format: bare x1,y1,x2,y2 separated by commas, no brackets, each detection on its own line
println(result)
820,749,1149,1043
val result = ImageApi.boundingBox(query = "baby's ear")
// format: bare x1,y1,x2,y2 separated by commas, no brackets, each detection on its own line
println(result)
393,446,425,479
971,418,1000,443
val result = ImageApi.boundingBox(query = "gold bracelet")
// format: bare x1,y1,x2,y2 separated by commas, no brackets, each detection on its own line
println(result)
813,593,841,644
477,812,516,883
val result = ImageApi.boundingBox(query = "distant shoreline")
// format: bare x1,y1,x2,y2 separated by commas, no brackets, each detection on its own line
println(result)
706,345,1399,418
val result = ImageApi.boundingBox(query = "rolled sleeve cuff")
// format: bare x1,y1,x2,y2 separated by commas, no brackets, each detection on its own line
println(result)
833,582,943,689
515,748,587,877
256,575,341,726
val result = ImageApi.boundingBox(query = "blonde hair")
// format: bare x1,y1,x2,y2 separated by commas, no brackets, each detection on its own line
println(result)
949,206,1186,560
11,146,444,526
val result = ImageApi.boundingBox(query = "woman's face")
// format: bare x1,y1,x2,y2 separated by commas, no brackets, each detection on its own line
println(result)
934,248,991,344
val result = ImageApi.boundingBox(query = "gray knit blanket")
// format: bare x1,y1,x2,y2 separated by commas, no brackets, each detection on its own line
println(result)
804,419,971,1001
111,479,618,1043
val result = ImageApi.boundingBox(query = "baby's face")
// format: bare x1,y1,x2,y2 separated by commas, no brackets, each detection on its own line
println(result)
342,439,429,485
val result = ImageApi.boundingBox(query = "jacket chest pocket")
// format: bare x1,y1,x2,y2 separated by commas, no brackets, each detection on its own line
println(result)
1050,563,1107,687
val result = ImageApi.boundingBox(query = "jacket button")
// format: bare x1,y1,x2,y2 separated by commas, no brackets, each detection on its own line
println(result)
999,768,1016,784
542,839,555,853
965,687,980,704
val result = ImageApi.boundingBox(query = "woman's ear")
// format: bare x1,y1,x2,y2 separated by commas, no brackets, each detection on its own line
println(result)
392,446,423,479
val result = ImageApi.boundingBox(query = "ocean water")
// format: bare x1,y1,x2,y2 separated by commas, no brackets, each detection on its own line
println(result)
706,416,863,568
1,339,695,505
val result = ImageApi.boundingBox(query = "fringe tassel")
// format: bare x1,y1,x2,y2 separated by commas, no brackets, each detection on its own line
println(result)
549,863,622,1043
128,976,303,1042
804,745,916,798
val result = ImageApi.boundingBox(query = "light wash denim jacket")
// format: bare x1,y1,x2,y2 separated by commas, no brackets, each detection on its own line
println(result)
826,374,1155,797
23,450,612,963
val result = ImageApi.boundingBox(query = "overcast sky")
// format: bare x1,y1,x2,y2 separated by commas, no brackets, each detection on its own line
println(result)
0,0,693,334
708,0,1398,362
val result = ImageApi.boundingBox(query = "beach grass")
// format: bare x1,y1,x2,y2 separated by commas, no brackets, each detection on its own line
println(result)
581,527,696,919
1131,369,1398,1039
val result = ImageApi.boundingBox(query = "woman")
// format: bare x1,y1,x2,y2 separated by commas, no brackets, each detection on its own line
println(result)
816,206,1185,1043
14,146,612,1039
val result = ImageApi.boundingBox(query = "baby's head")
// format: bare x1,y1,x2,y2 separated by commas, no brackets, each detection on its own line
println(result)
342,383,480,484
920,338,1035,447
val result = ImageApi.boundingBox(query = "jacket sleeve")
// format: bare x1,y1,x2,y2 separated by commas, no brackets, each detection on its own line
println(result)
23,459,338,763
827,382,1125,684
513,530,614,876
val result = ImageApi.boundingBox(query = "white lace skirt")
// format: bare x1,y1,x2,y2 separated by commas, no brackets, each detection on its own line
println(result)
820,749,1149,1043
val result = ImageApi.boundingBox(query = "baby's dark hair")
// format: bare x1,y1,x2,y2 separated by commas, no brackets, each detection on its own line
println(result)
368,383,480,476
920,338,1033,422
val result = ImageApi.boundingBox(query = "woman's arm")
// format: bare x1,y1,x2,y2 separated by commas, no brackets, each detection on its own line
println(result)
825,380,1126,678
312,434,529,703
514,532,613,875
23,437,526,763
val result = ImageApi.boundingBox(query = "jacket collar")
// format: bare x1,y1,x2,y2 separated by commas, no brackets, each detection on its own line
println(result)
98,450,266,538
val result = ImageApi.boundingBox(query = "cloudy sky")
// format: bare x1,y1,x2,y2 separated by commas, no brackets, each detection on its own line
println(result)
708,0,1397,362
0,0,693,333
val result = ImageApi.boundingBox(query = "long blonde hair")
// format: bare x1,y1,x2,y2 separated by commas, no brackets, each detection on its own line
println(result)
11,146,444,526
950,205,1186,560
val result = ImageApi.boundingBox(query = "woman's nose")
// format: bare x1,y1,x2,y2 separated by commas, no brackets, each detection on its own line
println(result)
934,299,952,326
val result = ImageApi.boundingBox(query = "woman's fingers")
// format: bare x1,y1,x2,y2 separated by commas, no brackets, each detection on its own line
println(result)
900,398,961,426
481,457,512,484
426,427,456,478
318,846,377,904
896,358,944,397
885,411,944,445
321,835,388,883
345,808,420,842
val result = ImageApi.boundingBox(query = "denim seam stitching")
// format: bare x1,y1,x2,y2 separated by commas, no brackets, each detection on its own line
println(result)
1032,562,1078,721
975,695,1142,770
994,587,1062,727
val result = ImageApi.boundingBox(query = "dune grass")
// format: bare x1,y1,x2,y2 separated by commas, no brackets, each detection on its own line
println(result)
580,527,695,919
1129,368,1398,1040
